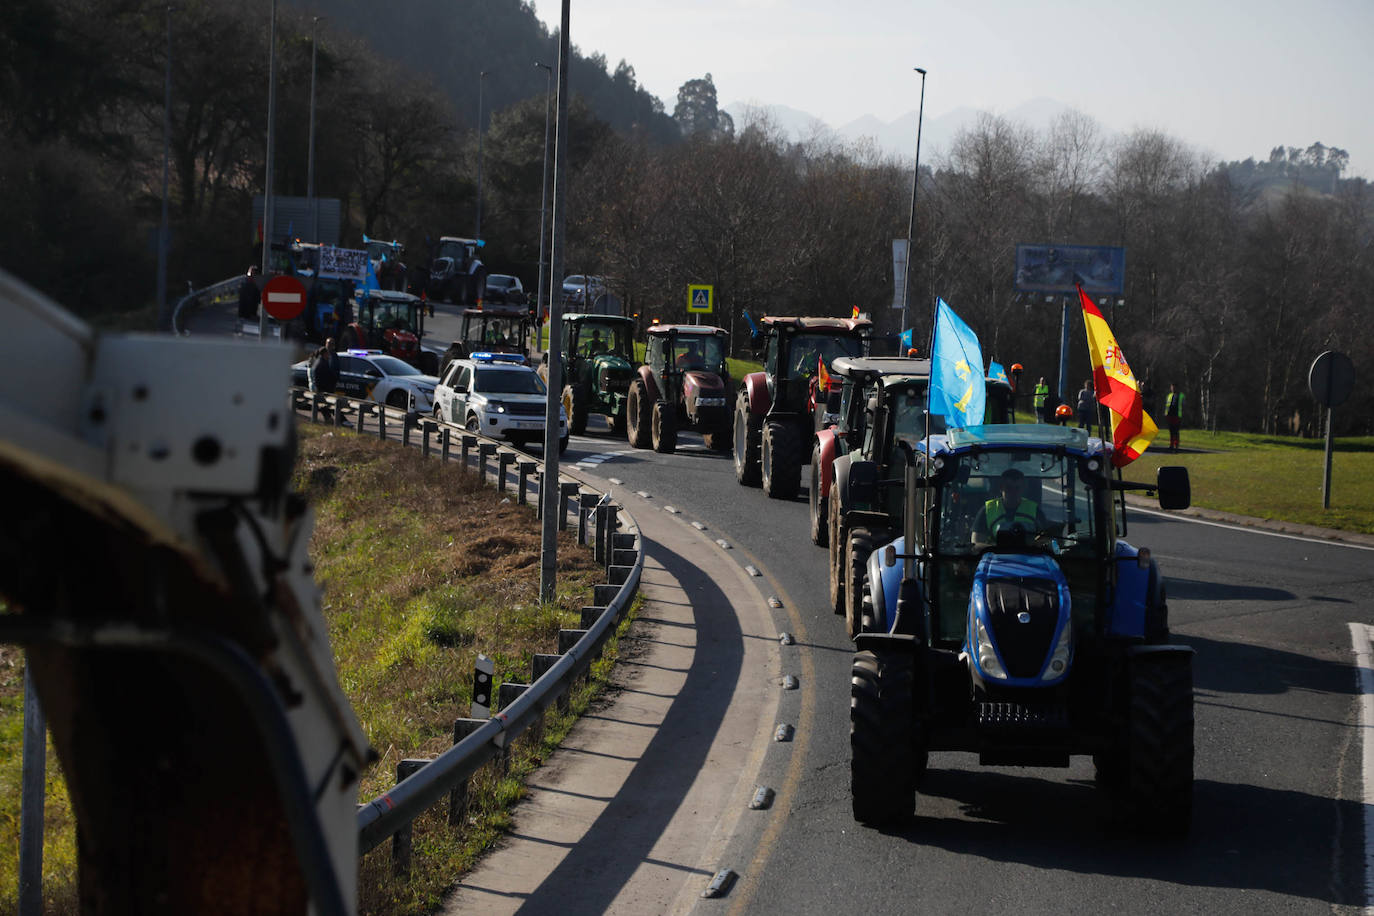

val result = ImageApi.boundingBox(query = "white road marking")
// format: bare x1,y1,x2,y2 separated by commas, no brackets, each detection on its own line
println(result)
1347,622,1374,912
1133,505,1374,552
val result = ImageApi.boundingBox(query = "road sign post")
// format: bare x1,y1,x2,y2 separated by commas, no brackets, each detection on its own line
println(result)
1308,350,1355,510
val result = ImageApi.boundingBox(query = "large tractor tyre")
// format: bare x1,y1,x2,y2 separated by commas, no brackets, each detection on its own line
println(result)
809,442,828,547
1124,652,1194,836
828,484,846,616
733,391,762,486
651,402,678,454
850,649,920,826
761,420,802,499
418,350,439,376
562,384,589,435
845,528,879,640
626,379,653,448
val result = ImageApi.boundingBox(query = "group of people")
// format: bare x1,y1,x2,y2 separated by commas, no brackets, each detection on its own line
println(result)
1031,375,1186,451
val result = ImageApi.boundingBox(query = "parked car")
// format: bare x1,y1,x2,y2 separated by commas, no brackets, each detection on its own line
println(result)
483,274,527,307
560,274,606,305
433,351,568,453
292,348,438,414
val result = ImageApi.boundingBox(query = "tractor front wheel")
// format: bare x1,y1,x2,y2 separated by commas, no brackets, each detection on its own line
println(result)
651,401,678,454
850,649,920,826
733,391,761,486
1124,651,1194,836
627,379,652,448
828,483,846,616
845,527,880,640
762,420,802,499
809,441,827,547
562,384,589,435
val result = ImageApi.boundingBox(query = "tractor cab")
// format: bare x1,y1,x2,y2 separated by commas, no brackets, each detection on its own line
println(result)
457,305,530,363
341,289,438,374
363,236,407,291
552,314,637,434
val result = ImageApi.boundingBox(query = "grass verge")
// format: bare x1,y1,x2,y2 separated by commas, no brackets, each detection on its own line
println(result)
1121,428,1374,535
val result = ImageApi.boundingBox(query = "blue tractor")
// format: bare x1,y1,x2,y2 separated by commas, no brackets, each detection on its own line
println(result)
846,424,1194,834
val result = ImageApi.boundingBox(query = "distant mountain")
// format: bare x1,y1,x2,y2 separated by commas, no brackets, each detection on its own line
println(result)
726,97,1080,162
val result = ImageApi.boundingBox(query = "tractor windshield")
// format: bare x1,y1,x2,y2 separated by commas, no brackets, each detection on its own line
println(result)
672,335,725,372
463,316,524,349
936,449,1102,560
436,240,475,262
364,298,416,332
572,321,631,358
789,332,865,380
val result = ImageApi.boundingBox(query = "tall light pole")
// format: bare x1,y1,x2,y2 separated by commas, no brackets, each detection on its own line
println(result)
155,4,174,331
534,61,553,332
307,15,323,242
475,69,489,239
899,66,927,346
259,0,279,340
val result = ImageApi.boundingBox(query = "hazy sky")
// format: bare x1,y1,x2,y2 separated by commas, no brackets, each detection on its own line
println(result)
535,0,1373,177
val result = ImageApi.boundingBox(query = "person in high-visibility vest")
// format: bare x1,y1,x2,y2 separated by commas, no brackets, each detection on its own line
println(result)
972,468,1050,547
1165,384,1186,451
1033,377,1050,423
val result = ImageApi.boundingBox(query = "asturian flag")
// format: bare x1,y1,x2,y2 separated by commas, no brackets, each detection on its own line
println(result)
1078,284,1157,466
928,298,985,428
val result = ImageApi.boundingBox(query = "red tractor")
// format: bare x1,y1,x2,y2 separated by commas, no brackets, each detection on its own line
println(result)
733,316,872,499
627,324,732,454
338,288,439,375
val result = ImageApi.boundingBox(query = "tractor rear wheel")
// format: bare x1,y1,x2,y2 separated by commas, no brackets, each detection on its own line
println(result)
846,528,879,640
1124,651,1194,836
809,441,827,547
651,402,678,454
828,484,845,616
850,649,919,826
562,384,589,435
762,420,802,499
626,379,652,448
733,391,761,486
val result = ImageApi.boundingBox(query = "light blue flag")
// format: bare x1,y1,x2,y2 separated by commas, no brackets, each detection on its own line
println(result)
989,361,1009,386
928,298,986,427
900,327,914,350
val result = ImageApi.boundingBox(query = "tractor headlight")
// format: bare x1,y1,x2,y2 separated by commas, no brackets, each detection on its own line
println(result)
1042,621,1073,680
974,616,1007,680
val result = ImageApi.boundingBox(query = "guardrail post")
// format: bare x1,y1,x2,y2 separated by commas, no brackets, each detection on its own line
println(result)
535,472,544,519
422,422,432,457
310,391,320,422
461,434,476,468
448,719,485,826
593,503,607,565
498,452,514,494
441,428,451,462
333,397,343,429
558,482,580,531
577,494,599,545
391,759,430,877
602,505,620,574
532,654,564,715
402,413,412,447
478,443,497,484
377,405,387,441
518,461,537,506
496,683,529,773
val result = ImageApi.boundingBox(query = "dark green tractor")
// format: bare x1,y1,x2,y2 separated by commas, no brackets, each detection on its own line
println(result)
553,314,636,435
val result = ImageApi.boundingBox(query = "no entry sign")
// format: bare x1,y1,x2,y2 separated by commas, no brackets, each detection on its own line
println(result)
262,274,307,321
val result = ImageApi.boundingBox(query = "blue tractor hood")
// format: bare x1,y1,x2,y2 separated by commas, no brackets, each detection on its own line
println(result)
967,552,1074,687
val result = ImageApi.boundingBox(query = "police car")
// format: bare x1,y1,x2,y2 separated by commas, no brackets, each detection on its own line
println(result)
292,348,439,413
433,352,568,453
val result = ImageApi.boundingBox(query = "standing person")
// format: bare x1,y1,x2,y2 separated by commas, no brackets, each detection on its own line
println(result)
310,337,342,423
1033,376,1050,423
237,266,260,320
1076,379,1096,432
1165,383,1185,451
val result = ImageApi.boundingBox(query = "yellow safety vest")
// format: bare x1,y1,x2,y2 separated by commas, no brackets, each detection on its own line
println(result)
1033,383,1049,409
984,497,1039,534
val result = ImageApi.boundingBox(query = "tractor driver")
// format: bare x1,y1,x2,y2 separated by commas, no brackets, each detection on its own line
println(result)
585,329,605,356
971,468,1052,548
676,340,703,369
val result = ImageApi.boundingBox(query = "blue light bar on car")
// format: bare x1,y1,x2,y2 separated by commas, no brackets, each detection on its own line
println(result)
470,351,527,363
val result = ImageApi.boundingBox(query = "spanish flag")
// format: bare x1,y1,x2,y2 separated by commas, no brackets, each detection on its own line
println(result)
851,304,860,319
817,354,832,392
1078,284,1156,466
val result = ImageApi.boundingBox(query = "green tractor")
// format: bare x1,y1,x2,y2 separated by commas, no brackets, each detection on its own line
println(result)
550,314,636,435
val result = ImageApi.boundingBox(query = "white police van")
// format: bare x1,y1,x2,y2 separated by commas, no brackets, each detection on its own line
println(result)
433,351,569,453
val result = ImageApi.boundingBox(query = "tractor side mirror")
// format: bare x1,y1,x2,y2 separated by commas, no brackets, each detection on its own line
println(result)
1156,466,1191,510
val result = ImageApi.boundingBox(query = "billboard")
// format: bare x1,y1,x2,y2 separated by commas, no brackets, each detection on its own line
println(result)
1015,244,1125,296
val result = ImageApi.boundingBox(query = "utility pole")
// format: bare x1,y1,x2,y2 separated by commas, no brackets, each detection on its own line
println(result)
307,16,323,241
155,5,174,332
258,0,278,341
899,67,928,345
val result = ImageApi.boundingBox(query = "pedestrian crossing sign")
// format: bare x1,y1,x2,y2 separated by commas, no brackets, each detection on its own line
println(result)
687,284,714,314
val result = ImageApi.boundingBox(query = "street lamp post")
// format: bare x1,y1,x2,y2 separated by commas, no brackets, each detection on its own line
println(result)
899,66,927,347
534,61,553,333
307,15,323,241
475,70,489,239
259,0,279,341
156,4,173,331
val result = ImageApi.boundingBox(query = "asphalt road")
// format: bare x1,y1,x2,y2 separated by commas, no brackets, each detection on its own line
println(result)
561,418,1374,915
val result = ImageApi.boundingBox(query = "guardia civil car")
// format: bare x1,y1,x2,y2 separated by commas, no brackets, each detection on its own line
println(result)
292,348,438,413
434,352,569,453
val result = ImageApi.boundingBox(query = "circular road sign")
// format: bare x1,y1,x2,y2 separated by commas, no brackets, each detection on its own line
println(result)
1308,350,1355,408
262,274,307,321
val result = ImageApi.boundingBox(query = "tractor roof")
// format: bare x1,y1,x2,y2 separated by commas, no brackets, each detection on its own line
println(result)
563,313,634,326
463,305,527,318
760,316,872,333
357,289,421,304
922,424,1108,460
831,356,930,381
647,324,726,337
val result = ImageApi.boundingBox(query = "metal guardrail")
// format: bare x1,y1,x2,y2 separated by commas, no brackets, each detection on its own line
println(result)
172,275,245,335
287,387,644,868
